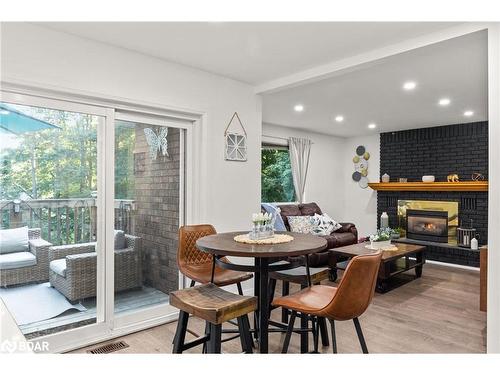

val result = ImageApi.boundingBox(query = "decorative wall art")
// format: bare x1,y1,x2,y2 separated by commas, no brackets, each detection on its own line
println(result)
352,145,370,188
144,127,169,160
224,112,247,161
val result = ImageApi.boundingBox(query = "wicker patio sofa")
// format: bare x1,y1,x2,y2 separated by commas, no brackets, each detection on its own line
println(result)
48,233,142,302
0,227,52,287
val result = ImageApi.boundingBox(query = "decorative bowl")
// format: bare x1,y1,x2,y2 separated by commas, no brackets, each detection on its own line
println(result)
368,240,392,249
422,175,435,183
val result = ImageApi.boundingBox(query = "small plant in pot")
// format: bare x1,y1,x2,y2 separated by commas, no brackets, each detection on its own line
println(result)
369,228,393,249
391,227,404,239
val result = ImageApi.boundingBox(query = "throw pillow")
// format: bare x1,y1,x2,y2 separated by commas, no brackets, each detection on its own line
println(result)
312,213,342,236
114,230,126,250
0,226,29,254
287,216,318,234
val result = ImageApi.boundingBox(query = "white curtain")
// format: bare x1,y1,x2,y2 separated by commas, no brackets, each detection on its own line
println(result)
288,137,312,203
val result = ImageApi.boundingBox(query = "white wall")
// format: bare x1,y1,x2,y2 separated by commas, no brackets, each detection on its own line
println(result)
0,23,262,232
341,134,380,237
262,123,345,218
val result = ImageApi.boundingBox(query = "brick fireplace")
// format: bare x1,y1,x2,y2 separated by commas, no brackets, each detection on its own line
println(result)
377,122,488,267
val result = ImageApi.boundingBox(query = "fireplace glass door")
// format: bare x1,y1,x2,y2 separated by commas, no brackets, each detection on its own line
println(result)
406,209,449,243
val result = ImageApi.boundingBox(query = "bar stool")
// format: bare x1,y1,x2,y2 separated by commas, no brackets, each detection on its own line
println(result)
170,283,257,353
272,252,382,354
177,225,253,291
269,264,331,352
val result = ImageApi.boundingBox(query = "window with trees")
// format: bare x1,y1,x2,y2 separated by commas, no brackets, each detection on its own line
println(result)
261,145,296,203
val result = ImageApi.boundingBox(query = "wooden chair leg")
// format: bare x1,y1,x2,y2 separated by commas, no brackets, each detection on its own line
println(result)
353,317,368,354
172,310,189,353
237,314,253,353
318,317,330,346
329,319,337,354
281,311,297,354
207,323,222,353
281,281,290,323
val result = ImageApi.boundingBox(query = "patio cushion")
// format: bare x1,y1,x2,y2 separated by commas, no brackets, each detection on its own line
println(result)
114,230,126,250
0,226,29,254
49,259,67,277
0,251,36,270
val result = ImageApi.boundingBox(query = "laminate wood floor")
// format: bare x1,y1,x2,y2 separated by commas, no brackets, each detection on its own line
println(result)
71,263,486,354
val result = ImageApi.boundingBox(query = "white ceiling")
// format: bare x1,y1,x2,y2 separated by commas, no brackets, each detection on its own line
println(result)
38,22,461,85
263,30,488,137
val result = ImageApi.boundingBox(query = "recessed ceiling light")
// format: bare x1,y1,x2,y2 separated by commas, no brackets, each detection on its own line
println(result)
335,115,344,122
368,123,377,129
438,98,451,106
464,110,474,117
294,104,304,112
403,81,417,90
0,109,9,115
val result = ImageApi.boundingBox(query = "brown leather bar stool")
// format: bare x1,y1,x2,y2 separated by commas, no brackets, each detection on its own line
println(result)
268,264,331,352
178,225,253,291
170,283,256,353
177,225,254,350
272,252,382,354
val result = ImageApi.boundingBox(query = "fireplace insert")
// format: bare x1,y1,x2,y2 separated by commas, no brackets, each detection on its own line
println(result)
406,209,449,243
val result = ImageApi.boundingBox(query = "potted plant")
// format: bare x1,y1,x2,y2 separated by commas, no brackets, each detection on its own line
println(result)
391,227,404,239
369,228,393,249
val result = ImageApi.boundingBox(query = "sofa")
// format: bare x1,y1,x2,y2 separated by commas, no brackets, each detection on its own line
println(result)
48,231,142,302
271,202,358,277
0,227,52,287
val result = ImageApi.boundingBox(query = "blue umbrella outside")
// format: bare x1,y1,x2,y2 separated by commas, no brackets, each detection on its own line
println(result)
0,103,61,135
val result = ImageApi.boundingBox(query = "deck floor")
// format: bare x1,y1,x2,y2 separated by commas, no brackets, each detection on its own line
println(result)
72,262,486,354
21,286,169,339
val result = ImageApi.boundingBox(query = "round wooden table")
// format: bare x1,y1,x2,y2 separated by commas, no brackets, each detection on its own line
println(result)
196,231,327,353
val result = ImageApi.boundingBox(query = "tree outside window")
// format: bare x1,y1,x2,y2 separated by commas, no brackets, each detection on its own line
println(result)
261,147,296,203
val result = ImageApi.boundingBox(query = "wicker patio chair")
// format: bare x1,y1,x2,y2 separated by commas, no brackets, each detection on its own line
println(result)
0,228,52,287
48,234,142,303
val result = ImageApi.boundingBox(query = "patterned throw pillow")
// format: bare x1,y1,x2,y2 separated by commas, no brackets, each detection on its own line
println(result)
312,213,342,236
287,216,318,234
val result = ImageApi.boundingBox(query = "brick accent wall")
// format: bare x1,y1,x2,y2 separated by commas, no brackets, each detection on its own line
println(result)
133,126,181,293
378,122,488,267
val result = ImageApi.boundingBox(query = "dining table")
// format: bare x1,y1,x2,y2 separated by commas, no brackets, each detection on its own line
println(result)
196,231,327,353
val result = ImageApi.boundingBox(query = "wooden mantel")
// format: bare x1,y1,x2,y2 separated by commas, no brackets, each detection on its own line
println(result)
368,181,488,192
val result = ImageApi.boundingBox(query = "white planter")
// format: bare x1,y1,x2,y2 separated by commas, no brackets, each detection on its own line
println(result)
370,240,391,249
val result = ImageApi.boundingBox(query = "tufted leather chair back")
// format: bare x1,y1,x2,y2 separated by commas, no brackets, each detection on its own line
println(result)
320,251,382,321
177,225,217,273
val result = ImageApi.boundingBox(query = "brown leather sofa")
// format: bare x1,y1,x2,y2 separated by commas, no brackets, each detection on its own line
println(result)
272,202,358,278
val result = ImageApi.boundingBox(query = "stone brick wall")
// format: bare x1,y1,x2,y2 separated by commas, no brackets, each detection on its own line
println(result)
378,122,488,267
133,125,181,293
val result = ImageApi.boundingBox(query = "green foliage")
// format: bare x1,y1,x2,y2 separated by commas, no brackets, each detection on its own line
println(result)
1,106,98,200
0,105,135,201
261,148,295,203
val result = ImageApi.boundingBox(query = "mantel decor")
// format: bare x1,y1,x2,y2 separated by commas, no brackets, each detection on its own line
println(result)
224,112,247,161
368,181,488,192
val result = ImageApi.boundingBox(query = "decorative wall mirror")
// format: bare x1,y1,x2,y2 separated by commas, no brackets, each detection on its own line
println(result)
224,112,247,161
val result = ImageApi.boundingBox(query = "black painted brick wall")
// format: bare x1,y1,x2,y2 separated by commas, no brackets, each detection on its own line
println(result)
378,122,488,267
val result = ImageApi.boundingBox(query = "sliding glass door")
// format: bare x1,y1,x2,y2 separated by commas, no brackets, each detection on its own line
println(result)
0,96,107,340
113,114,186,316
1,91,191,351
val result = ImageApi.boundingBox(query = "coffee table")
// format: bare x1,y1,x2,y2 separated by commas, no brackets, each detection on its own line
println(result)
329,242,426,293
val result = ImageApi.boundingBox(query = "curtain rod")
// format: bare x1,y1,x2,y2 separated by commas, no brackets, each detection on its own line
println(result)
262,134,314,144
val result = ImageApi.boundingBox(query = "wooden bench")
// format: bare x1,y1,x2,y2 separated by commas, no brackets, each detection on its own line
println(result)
170,283,256,353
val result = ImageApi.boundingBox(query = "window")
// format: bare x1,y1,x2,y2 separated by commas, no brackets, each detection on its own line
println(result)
261,145,296,203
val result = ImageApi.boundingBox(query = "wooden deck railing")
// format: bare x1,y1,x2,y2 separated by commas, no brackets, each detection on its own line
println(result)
0,198,135,246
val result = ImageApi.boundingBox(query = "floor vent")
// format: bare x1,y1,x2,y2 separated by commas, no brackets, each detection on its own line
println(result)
87,341,129,354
